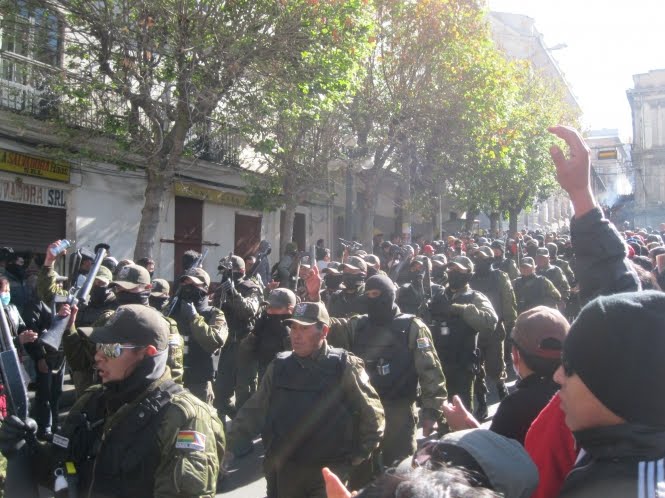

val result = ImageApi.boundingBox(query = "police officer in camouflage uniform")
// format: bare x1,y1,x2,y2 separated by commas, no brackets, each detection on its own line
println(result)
427,256,498,413
171,267,228,404
326,274,447,469
430,254,448,286
491,240,519,281
149,278,171,313
469,247,516,419
513,257,562,313
535,247,570,308
547,242,576,286
97,264,184,384
0,304,225,498
39,241,119,397
328,255,369,318
213,255,261,421
227,302,384,498
395,256,428,316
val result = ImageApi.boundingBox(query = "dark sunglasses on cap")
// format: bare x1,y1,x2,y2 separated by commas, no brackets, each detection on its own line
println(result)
96,343,142,359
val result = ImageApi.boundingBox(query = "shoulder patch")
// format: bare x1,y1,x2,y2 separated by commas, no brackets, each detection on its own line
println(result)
175,430,206,451
416,337,431,350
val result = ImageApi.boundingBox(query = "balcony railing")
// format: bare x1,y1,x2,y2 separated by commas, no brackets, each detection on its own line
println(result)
0,52,240,168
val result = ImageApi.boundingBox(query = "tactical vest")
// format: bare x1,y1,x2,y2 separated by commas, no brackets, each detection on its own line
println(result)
352,314,419,401
396,283,422,315
176,307,217,384
470,270,504,321
265,348,354,465
514,275,549,313
56,380,184,497
328,288,368,318
75,299,119,327
430,289,479,369
222,278,260,342
254,314,290,367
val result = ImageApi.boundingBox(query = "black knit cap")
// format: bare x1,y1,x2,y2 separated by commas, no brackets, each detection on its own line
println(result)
563,291,665,426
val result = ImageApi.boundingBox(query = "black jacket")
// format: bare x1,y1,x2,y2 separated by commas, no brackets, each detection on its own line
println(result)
571,207,640,305
558,424,665,498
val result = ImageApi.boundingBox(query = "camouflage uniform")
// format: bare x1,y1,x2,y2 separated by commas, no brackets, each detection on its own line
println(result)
39,264,119,397
328,313,447,467
538,263,571,304
470,260,517,413
427,283,497,412
513,274,562,313
227,342,384,498
27,370,224,497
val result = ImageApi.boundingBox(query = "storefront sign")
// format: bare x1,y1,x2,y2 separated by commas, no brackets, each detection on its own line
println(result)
175,181,248,208
0,178,67,209
0,149,70,182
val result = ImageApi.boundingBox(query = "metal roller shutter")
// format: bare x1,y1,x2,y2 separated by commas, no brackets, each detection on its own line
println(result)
0,201,66,252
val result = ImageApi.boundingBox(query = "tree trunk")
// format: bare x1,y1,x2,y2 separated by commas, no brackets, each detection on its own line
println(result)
464,209,478,232
281,196,298,256
134,167,172,260
489,212,500,236
358,177,379,252
509,208,519,236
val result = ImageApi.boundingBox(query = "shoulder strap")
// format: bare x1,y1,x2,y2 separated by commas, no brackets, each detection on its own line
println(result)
391,313,415,334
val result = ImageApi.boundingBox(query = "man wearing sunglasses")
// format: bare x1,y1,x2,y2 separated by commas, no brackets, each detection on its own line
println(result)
0,303,225,497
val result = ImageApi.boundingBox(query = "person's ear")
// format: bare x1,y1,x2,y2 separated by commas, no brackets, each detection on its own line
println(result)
144,345,158,357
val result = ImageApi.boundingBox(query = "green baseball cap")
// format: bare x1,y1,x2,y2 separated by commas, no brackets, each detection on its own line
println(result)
284,302,330,327
180,267,211,288
150,278,170,297
94,266,113,285
448,256,474,273
80,304,169,351
112,264,151,290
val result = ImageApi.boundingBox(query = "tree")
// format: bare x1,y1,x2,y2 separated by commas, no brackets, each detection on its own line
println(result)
451,61,580,235
37,0,374,258
232,0,375,254
345,0,510,250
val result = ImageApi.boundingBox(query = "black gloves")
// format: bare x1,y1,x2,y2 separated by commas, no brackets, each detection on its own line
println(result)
0,415,37,457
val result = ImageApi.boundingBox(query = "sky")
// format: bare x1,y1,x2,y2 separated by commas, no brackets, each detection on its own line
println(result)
488,0,665,141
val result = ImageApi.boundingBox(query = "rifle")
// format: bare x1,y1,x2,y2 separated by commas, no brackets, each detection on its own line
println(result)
40,248,107,351
215,251,234,308
0,305,40,498
167,248,208,317
247,243,272,280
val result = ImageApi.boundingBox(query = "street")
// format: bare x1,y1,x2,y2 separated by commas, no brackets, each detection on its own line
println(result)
217,378,513,497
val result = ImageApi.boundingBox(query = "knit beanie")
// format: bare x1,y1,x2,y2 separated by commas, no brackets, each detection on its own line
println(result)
563,291,665,426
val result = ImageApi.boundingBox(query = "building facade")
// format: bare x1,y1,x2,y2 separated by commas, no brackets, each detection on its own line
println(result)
627,69,665,228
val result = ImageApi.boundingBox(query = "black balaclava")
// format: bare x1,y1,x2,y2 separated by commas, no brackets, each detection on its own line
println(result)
448,271,471,290
90,286,111,306
102,348,168,412
365,274,397,325
342,273,365,292
149,295,169,311
180,284,207,305
324,273,344,291
474,258,492,276
114,289,150,306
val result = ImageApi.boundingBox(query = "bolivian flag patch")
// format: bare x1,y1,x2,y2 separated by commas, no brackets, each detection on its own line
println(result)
175,431,206,451
417,337,431,349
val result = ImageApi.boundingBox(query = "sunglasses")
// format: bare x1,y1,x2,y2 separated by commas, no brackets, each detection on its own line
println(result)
96,343,142,359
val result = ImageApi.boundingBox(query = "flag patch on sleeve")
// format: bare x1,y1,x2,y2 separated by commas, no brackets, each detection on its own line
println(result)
417,337,431,349
175,430,206,451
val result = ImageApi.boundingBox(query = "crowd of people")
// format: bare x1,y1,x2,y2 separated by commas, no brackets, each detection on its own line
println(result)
0,125,661,497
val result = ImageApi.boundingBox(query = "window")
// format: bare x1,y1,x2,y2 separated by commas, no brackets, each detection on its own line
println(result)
1,1,63,76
